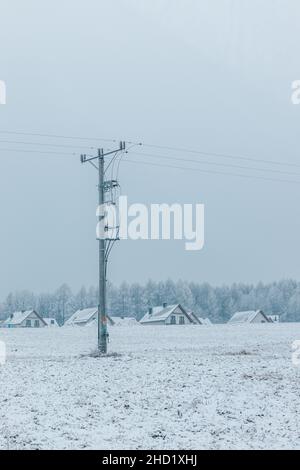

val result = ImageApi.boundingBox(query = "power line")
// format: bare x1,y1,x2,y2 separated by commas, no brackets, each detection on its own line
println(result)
1,142,299,178
0,139,98,150
122,158,300,185
0,130,129,144
1,130,299,170
129,151,300,177
140,143,300,169
0,147,75,156
1,130,300,182
1,146,300,184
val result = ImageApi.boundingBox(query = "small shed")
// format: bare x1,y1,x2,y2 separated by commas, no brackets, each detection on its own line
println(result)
228,310,271,325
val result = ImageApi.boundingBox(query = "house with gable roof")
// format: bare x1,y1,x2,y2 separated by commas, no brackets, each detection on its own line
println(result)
65,307,114,327
140,303,195,325
228,310,271,325
2,310,47,328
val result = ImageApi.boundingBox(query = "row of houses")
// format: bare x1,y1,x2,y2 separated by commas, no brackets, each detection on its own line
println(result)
0,308,130,328
66,304,213,326
0,308,145,328
0,304,278,328
139,306,277,325
0,304,210,328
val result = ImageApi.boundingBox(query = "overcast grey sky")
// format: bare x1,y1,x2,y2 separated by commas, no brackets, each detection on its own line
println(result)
0,0,300,298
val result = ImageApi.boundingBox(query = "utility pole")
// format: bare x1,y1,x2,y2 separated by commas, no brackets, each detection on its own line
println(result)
98,148,106,353
81,141,125,354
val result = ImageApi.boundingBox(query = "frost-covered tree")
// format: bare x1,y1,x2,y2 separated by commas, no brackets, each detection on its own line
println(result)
55,284,73,325
75,286,88,311
2,278,300,324
176,280,194,310
130,283,146,319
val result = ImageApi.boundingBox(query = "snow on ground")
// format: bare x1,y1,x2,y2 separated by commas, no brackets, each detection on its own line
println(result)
1,323,300,450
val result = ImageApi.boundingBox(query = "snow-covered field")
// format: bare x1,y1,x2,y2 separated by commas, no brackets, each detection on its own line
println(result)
1,323,300,450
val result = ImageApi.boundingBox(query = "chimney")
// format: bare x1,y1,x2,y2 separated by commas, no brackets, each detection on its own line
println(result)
163,302,168,308
10,313,14,319
148,307,153,316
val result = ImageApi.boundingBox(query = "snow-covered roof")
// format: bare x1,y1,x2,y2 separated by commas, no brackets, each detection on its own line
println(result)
3,310,46,326
140,304,191,324
110,316,139,327
140,304,178,324
198,317,212,325
228,310,269,324
66,308,114,326
44,318,59,327
65,308,97,325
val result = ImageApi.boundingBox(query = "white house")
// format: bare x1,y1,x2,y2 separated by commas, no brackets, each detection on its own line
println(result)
110,316,139,327
65,307,114,327
2,310,47,328
140,304,195,325
44,318,59,327
228,310,271,325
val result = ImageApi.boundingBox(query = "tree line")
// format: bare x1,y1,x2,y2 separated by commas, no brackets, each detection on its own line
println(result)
0,278,299,324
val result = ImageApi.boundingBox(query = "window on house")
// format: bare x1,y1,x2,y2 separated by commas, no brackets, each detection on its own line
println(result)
179,316,185,325
51,320,54,325
34,320,39,328
170,315,176,325
26,320,31,327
